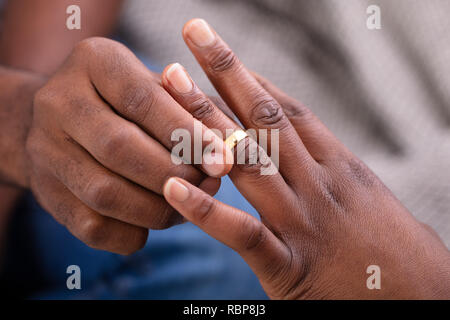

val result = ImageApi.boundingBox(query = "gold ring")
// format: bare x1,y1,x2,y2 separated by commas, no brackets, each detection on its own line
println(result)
225,130,248,150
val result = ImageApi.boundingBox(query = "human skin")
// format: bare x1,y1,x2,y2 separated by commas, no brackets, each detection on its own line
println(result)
26,37,231,254
0,0,124,256
0,1,231,256
0,67,45,264
162,19,450,299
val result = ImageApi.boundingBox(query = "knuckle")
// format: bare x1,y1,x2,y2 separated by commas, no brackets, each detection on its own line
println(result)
189,96,215,120
73,38,101,58
74,37,117,56
99,126,135,162
149,205,180,230
239,216,266,251
121,84,157,124
237,159,265,177
84,177,119,211
72,38,130,75
69,95,101,119
250,96,286,128
207,45,238,73
316,178,344,210
33,81,72,116
79,216,108,247
192,195,215,225
341,157,377,189
121,229,149,255
282,100,312,121
33,86,54,110
235,138,272,177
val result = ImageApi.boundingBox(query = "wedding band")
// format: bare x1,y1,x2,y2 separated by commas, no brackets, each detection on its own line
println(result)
225,130,248,150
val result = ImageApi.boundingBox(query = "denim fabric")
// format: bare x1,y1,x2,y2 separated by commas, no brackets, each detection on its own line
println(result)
21,176,266,299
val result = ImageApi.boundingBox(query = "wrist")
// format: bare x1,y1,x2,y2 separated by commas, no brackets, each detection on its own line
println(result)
0,66,46,188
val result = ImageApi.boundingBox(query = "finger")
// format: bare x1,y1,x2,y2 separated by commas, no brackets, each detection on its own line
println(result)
209,95,238,122
252,72,348,162
163,177,290,280
199,177,221,196
77,38,232,177
163,63,241,133
28,129,184,230
162,63,300,228
30,172,148,255
182,19,320,186
56,81,205,195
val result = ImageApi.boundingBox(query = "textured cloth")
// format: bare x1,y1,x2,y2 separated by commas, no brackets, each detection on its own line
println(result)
120,0,450,247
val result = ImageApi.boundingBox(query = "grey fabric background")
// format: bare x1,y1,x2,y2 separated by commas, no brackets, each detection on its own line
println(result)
119,0,450,248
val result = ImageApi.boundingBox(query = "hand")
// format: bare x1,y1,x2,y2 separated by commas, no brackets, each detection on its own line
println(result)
26,37,232,255
162,19,450,299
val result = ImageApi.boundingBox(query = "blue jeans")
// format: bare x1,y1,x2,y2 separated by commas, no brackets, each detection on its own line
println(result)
10,176,266,299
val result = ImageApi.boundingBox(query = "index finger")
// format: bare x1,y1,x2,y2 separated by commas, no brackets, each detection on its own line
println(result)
163,177,290,281
76,38,232,178
182,19,320,186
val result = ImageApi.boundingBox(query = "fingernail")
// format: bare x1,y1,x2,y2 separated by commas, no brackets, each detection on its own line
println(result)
202,145,234,177
202,137,234,177
164,178,190,202
166,63,193,93
185,19,215,47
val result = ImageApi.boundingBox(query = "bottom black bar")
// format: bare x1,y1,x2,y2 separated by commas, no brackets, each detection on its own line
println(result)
3,300,449,318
